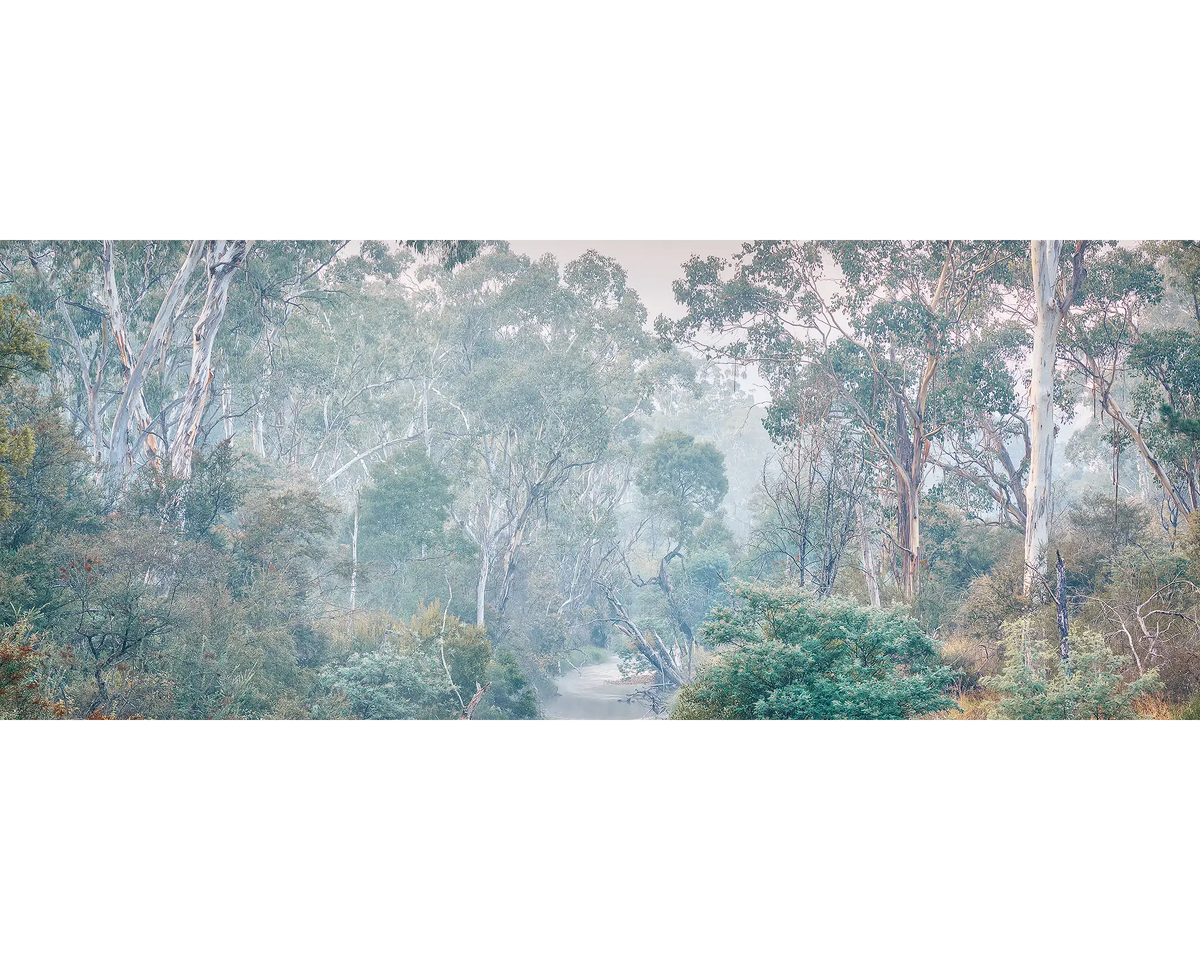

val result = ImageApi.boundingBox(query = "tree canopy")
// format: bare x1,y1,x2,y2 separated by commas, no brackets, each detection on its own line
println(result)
673,582,954,719
0,239,1197,722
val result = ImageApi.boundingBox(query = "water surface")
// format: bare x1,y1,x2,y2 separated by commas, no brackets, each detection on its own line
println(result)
541,658,669,720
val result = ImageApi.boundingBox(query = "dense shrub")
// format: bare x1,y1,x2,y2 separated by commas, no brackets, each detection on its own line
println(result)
984,620,1160,719
672,582,954,719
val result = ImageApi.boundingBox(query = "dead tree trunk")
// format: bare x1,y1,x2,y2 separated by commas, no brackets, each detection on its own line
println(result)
459,682,492,720
603,587,688,688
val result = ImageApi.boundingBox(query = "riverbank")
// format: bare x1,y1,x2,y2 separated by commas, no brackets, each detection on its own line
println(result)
540,657,672,720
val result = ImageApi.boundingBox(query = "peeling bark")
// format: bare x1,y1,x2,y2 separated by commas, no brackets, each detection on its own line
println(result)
459,682,491,720
1023,240,1065,595
107,239,206,480
1023,241,1086,595
169,241,250,478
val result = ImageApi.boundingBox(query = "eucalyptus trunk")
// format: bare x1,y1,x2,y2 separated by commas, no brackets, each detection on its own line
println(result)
475,550,490,628
104,239,206,481
170,241,249,478
856,502,881,608
1094,379,1193,522
349,494,359,615
1023,240,1065,596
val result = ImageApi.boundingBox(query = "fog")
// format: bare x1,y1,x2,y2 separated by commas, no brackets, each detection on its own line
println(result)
0,240,1197,722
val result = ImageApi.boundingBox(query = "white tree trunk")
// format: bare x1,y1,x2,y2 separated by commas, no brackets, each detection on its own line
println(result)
252,410,267,457
475,550,490,628
349,494,359,614
855,501,881,608
221,381,234,441
101,241,158,477
1023,240,1064,595
898,474,921,602
107,240,206,479
169,241,250,477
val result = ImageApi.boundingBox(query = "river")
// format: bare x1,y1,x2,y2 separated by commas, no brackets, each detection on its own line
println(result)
541,657,671,720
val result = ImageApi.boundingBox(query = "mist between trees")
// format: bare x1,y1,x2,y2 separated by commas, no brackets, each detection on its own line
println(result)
1,240,1198,720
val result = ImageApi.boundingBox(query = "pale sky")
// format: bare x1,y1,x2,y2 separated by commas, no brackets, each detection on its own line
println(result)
508,241,744,322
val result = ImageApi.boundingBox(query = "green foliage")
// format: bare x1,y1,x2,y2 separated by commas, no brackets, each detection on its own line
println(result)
127,442,245,548
6,456,351,718
1128,326,1200,480
477,650,539,720
1077,243,1163,316
636,431,728,546
40,523,210,716
659,240,1031,608
937,540,1027,692
0,385,101,618
421,602,538,717
984,620,1159,719
0,296,51,523
403,246,697,650
407,601,491,686
6,239,1200,721
359,448,457,570
323,603,536,719
1161,403,1200,441
1183,521,1200,580
916,500,1019,633
672,582,954,719
235,484,340,591
1056,492,1158,601
325,641,455,719
0,615,64,719
1079,541,1198,699
0,386,99,544
1179,693,1200,720
403,240,496,271
0,295,51,388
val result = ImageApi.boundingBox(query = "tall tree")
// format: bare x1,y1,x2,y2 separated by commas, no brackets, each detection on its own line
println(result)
662,240,1021,602
169,241,250,477
102,240,206,479
1023,241,1085,594
929,316,1032,530
750,369,871,599
1022,237,1070,592
1084,243,1195,520
1055,243,1194,527
2,238,494,492
594,431,731,688
429,249,680,627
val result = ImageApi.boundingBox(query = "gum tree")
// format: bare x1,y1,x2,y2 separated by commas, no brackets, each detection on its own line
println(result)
1022,241,1086,593
429,249,683,627
662,240,1022,602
